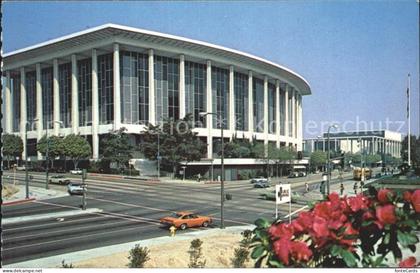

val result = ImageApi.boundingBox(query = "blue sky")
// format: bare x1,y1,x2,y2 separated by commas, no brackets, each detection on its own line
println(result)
3,1,419,137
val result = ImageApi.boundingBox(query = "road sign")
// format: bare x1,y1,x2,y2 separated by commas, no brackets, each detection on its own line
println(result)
275,184,291,204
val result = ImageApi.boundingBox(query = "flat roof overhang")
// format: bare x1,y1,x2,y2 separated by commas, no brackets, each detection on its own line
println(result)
3,23,311,95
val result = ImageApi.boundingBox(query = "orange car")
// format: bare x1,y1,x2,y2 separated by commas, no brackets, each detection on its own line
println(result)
160,211,212,230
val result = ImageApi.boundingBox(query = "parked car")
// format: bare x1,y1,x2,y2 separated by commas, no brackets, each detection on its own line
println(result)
160,211,212,230
298,171,307,177
254,181,270,188
250,177,267,184
67,183,84,195
16,166,26,171
288,172,299,178
70,169,83,175
49,175,71,185
260,189,301,203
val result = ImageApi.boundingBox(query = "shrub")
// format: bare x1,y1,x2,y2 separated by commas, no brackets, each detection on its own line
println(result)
127,244,150,268
188,239,206,268
61,260,73,268
250,189,420,267
231,229,253,268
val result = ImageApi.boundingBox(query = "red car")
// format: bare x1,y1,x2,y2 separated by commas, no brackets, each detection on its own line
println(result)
160,211,212,230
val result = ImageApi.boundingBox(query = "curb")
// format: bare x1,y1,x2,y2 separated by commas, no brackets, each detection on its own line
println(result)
2,198,36,206
4,224,255,268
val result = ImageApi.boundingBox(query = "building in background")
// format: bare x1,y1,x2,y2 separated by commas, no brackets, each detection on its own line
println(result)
303,130,402,158
3,24,311,164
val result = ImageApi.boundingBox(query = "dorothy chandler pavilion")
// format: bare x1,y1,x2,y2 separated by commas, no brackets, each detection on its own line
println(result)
3,24,311,164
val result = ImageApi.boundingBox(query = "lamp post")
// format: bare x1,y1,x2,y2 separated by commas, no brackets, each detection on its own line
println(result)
200,111,225,229
326,124,338,195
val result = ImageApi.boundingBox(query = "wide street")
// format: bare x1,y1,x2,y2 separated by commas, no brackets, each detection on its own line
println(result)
2,170,356,266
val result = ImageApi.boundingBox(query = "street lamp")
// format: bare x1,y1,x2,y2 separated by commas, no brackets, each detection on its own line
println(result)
326,124,338,195
33,119,63,189
200,111,225,229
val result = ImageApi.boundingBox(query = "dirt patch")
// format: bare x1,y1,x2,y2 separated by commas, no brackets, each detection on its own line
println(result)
74,233,253,268
2,185,19,199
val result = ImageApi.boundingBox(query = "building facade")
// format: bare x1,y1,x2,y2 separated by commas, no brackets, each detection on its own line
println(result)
303,130,402,158
3,24,311,161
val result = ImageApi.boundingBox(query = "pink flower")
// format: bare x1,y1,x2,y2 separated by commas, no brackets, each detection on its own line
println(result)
403,191,412,202
377,189,394,204
347,195,367,212
376,204,397,226
269,223,294,240
399,256,417,267
290,241,312,262
312,216,329,238
411,190,420,213
273,238,291,265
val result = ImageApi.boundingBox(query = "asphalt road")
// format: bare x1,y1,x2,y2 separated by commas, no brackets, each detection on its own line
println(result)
2,170,355,265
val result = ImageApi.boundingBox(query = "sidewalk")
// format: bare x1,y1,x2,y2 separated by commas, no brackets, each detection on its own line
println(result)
2,183,68,204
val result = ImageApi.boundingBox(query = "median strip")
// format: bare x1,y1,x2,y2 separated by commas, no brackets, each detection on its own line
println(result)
3,208,103,225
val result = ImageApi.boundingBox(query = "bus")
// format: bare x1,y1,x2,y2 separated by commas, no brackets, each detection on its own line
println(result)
353,167,372,181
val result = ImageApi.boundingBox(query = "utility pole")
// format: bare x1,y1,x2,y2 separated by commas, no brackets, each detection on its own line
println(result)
82,169,87,210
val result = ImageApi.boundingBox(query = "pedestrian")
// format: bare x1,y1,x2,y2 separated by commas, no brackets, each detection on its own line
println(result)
353,182,358,194
340,183,344,196
305,182,309,193
360,180,364,191
197,173,201,182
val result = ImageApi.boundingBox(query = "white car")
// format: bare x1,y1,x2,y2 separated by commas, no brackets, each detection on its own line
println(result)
67,183,85,195
70,169,83,175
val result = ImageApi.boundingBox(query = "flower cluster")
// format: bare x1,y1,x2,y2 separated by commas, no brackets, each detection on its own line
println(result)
256,189,420,267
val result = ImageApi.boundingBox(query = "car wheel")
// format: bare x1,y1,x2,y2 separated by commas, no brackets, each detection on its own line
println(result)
202,221,209,227
180,223,187,230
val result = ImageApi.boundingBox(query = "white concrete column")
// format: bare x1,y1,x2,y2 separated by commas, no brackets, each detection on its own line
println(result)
148,49,155,125
291,88,296,138
284,84,289,138
20,68,27,160
297,95,303,150
206,60,212,158
179,54,185,119
5,71,12,133
36,63,43,160
248,71,253,134
53,59,60,136
71,54,79,134
113,43,121,129
275,80,280,148
229,65,234,134
263,76,269,150
92,49,99,160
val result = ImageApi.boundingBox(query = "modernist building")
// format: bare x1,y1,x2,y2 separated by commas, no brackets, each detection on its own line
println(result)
303,130,403,158
3,24,311,161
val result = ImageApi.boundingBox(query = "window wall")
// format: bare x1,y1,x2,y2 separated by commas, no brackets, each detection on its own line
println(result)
185,61,206,127
41,67,53,129
78,58,92,126
268,82,276,134
26,72,36,127
154,55,179,122
58,63,72,128
98,53,114,124
279,83,286,136
234,72,248,131
12,74,21,132
253,78,264,132
212,67,229,129
120,51,149,124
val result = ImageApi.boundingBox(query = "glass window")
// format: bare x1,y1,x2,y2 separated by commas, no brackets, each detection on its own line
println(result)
41,67,53,129
268,83,276,134
98,54,114,124
253,78,264,132
120,51,149,124
78,58,92,127
26,71,36,127
234,72,248,131
154,55,179,123
185,61,206,127
58,63,72,128
211,66,229,129
12,74,21,132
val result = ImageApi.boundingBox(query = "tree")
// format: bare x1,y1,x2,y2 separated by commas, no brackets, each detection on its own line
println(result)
2,134,23,167
141,114,207,176
310,151,327,171
37,135,65,168
401,135,420,168
62,134,91,169
365,154,382,166
101,128,134,171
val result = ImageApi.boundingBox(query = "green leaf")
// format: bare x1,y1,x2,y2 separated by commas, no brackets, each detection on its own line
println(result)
384,233,390,244
251,245,266,259
397,230,419,246
268,259,284,268
330,245,341,257
361,220,374,227
340,250,357,267
254,218,270,228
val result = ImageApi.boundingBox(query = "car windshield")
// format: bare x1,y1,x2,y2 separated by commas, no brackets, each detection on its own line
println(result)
71,183,81,187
